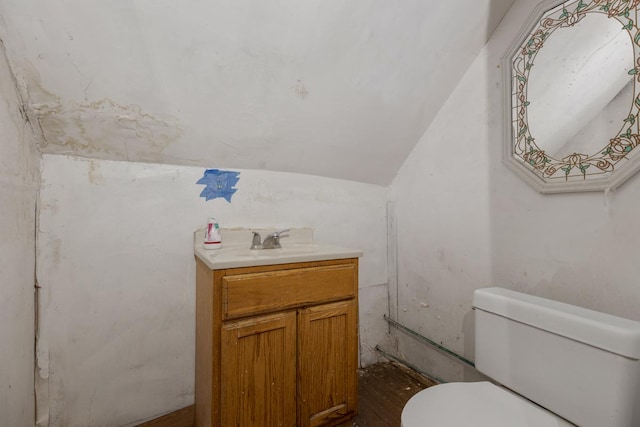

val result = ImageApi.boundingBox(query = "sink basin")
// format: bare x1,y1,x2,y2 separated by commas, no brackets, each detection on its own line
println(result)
194,235,362,270
223,244,321,258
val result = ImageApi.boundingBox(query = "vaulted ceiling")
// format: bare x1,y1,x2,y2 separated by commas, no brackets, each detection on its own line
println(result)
0,0,514,185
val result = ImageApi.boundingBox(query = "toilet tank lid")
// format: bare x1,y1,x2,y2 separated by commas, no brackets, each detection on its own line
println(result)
473,287,640,359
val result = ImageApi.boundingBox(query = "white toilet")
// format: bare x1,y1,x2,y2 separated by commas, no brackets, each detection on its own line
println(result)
401,287,640,427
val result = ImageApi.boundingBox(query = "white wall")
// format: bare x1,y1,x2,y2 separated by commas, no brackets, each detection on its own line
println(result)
389,0,640,382
36,154,388,426
0,43,39,425
0,0,513,186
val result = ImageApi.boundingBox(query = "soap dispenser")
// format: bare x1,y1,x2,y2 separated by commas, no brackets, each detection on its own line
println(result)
204,217,222,249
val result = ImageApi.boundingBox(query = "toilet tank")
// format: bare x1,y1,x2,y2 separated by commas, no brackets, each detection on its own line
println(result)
473,287,640,427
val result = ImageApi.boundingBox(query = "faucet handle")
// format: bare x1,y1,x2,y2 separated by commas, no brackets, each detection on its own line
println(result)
250,232,262,250
271,229,290,237
261,229,290,249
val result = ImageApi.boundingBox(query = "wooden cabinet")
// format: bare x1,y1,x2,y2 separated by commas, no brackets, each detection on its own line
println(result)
298,300,358,426
195,257,359,427
221,311,297,426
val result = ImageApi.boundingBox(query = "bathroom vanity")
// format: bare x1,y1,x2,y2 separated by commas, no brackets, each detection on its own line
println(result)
194,229,362,427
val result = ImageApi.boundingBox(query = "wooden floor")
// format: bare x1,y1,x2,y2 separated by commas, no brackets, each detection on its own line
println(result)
344,362,437,427
139,362,437,427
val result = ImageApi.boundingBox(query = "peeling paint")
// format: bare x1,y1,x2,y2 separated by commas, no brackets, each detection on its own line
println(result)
34,98,183,163
11,61,184,165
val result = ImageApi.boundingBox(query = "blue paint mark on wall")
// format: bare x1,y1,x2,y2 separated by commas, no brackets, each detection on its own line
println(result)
196,169,240,202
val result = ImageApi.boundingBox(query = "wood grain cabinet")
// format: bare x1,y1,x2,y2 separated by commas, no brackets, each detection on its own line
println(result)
195,257,359,427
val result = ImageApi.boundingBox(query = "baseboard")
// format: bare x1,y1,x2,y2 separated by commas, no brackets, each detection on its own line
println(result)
136,405,194,427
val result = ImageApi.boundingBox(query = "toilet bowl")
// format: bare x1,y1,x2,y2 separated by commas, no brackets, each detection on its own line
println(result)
400,287,640,427
401,382,573,427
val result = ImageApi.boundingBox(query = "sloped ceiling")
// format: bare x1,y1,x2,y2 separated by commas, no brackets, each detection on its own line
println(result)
0,0,514,185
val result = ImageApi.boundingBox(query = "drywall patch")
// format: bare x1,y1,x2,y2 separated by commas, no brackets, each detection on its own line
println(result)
196,169,240,202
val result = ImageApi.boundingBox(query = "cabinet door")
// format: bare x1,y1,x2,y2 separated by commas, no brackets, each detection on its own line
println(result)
298,299,358,427
221,311,297,427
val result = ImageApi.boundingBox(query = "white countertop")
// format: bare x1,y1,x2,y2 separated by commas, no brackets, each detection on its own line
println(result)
194,228,363,270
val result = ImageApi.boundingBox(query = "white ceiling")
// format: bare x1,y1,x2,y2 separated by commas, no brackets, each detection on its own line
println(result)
0,0,514,185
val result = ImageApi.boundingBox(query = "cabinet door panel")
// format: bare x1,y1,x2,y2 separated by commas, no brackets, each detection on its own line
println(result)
298,300,358,426
221,311,297,427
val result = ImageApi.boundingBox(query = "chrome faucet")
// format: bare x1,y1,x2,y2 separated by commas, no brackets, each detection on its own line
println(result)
250,232,263,250
261,229,290,249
